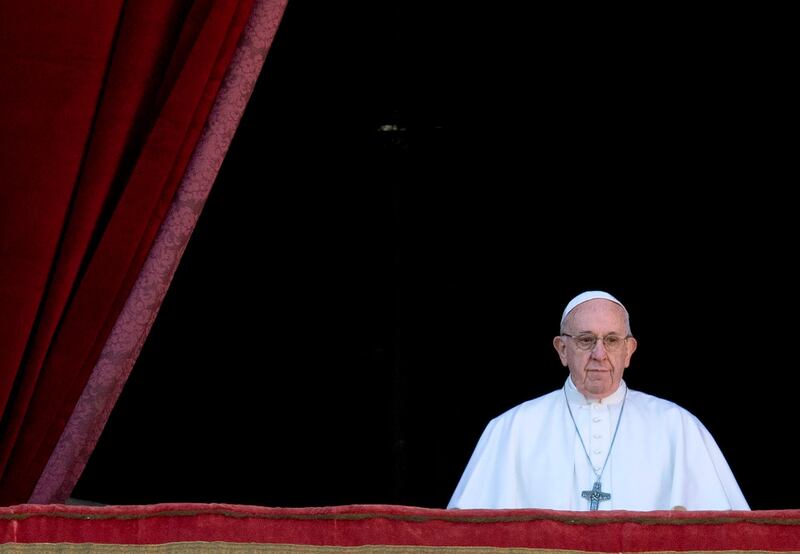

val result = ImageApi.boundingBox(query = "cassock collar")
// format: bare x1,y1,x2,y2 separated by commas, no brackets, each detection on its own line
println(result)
564,376,627,406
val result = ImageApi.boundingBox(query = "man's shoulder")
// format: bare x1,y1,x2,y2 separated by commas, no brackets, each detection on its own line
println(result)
627,388,699,420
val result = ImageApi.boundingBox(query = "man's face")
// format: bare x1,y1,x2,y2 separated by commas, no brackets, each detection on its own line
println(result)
553,299,637,399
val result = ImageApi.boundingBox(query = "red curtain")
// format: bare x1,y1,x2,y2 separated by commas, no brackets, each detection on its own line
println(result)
0,0,255,505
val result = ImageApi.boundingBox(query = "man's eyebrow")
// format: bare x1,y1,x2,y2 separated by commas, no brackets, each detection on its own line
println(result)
574,331,624,335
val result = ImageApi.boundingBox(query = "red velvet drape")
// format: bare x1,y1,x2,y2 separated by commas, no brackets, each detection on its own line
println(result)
0,0,254,505
3,504,799,551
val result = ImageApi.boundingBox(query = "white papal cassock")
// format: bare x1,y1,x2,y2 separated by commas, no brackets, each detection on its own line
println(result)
448,378,749,511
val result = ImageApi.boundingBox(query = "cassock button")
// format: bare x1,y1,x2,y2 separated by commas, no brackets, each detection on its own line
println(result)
593,449,601,454
592,417,601,423
593,433,602,439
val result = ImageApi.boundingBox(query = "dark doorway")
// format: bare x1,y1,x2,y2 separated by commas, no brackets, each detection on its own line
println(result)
73,3,793,509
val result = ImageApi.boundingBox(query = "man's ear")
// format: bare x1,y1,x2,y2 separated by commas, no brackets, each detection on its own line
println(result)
624,336,638,368
553,336,568,367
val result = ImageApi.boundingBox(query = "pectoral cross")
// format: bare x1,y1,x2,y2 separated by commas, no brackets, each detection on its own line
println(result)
581,481,610,511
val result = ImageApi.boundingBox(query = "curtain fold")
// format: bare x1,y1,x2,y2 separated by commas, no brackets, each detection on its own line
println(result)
0,0,125,452
0,0,258,505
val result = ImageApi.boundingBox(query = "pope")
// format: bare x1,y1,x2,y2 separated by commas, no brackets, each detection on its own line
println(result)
448,291,749,511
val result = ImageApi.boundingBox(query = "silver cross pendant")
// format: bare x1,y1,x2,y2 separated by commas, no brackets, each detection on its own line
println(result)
581,481,611,511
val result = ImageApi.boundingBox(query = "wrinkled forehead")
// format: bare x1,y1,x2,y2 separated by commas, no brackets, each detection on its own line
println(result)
565,299,628,330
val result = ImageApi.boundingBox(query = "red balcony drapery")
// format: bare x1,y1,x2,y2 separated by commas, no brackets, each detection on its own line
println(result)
2,504,800,552
0,0,271,504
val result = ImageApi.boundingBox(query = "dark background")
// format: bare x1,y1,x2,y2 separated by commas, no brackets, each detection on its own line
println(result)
73,3,794,509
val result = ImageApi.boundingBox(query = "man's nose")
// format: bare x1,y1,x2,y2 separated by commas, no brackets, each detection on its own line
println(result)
590,340,608,358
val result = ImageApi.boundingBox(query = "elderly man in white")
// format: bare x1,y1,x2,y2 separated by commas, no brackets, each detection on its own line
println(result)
448,291,749,511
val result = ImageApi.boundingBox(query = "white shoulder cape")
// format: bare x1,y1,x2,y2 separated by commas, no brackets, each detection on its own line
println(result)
448,379,749,511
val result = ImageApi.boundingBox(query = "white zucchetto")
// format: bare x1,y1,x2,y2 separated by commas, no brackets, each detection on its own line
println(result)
561,290,626,326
